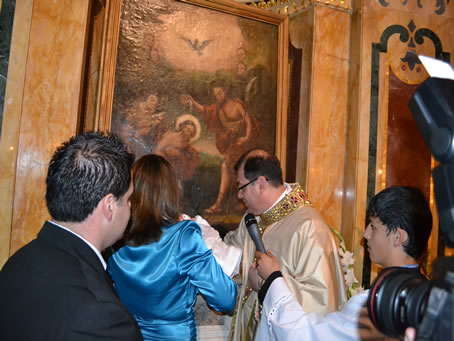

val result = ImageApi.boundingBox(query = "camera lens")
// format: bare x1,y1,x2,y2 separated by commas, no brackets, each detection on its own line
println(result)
367,267,431,338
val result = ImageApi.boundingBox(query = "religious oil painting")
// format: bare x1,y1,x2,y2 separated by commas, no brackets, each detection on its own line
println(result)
109,0,288,229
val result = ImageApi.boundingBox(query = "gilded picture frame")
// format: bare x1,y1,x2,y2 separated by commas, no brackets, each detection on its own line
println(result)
94,0,288,228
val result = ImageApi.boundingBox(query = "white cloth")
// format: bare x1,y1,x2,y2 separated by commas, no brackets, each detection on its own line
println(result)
182,214,242,277
258,277,397,341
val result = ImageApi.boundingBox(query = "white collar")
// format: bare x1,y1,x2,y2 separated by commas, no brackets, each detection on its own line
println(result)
49,220,107,270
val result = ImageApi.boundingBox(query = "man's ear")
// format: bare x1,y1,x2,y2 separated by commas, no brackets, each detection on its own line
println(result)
394,228,408,247
257,176,267,190
101,194,115,221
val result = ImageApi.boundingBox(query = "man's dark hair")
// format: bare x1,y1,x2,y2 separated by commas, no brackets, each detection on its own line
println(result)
234,149,283,187
367,186,432,260
46,131,135,222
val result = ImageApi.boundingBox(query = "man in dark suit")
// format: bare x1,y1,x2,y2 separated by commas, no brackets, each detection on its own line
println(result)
0,131,143,340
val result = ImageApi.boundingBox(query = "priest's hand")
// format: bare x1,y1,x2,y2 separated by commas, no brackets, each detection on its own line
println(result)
255,250,281,280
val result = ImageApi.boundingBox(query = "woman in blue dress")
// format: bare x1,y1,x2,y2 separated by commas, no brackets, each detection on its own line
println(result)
107,154,238,340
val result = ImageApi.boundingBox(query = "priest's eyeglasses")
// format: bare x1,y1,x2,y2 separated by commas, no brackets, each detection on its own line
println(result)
238,178,258,192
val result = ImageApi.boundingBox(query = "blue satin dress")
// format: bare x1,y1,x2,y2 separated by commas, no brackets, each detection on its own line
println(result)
107,220,238,340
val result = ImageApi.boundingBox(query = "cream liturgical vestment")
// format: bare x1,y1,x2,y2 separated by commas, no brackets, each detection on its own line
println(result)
224,184,347,341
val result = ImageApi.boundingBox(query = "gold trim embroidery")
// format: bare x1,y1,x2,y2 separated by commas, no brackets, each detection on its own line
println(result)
259,184,313,231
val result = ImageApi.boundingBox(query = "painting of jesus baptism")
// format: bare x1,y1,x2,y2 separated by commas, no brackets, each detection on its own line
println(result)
110,0,286,228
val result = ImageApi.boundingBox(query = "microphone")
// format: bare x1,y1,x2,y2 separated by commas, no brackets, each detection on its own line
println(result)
244,213,266,253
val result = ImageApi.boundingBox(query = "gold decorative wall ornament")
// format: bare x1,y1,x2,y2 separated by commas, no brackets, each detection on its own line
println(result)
236,0,352,16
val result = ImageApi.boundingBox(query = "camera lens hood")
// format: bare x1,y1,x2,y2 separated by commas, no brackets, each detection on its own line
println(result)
367,267,430,338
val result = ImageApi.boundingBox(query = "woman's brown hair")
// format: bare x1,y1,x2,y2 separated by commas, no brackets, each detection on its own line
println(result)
124,154,181,246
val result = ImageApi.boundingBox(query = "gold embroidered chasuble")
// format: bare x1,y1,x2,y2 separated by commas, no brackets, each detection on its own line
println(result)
225,184,347,341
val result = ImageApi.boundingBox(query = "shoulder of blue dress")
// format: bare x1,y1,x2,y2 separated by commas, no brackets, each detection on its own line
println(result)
176,219,202,233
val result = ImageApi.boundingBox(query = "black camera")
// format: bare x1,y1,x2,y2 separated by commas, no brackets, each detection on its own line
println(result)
367,77,454,340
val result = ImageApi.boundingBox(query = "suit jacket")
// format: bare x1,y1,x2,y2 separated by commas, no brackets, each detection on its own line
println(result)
0,221,143,341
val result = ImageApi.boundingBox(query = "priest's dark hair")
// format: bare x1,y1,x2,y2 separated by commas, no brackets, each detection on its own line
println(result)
234,148,283,187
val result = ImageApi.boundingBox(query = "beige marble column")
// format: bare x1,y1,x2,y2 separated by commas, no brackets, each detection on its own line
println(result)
289,2,352,233
0,0,90,266
0,0,34,267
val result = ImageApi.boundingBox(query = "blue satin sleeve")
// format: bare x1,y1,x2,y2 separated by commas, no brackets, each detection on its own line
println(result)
177,221,237,312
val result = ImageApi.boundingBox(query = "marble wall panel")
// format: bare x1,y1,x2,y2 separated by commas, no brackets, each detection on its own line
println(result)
4,0,90,258
0,0,16,135
288,4,351,231
306,5,351,230
0,0,32,267
342,0,367,281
